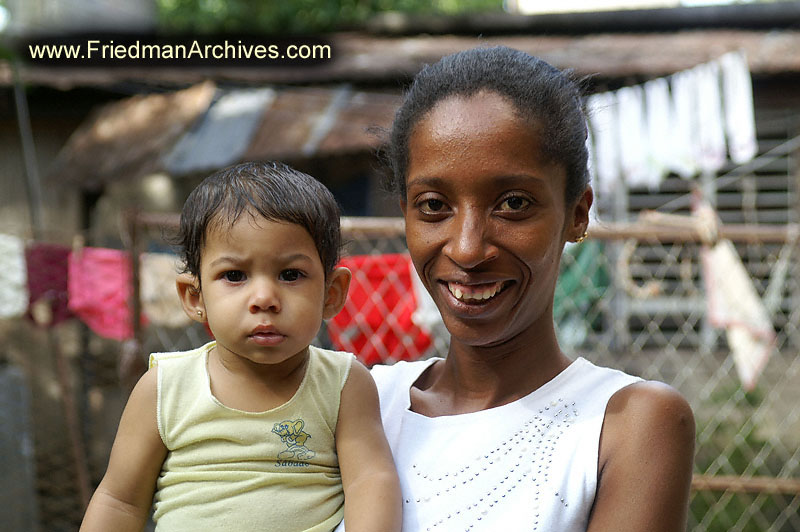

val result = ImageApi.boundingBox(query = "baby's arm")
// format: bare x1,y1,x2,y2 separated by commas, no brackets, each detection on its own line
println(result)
335,361,402,532
80,367,167,532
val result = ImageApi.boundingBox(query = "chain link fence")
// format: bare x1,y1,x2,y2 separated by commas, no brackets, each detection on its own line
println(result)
1,213,798,531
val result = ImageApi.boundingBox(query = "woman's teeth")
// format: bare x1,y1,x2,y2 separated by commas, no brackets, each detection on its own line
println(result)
448,282,504,302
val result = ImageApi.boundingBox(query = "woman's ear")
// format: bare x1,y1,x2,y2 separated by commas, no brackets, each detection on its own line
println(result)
322,266,352,320
569,186,594,242
176,273,206,323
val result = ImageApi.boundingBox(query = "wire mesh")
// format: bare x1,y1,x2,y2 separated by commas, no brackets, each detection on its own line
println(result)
1,214,798,531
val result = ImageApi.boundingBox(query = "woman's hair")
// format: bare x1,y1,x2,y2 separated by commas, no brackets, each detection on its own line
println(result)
176,161,341,280
386,45,589,204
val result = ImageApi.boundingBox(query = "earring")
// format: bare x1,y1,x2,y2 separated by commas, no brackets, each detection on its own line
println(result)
576,231,588,244
196,310,203,317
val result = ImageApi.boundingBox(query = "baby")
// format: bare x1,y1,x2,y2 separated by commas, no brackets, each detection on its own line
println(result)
81,161,401,532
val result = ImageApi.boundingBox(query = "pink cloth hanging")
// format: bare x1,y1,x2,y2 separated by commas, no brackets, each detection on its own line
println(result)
26,243,73,327
68,247,136,340
328,254,432,366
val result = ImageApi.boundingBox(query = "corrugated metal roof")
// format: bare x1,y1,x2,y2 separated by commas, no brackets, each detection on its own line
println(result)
317,90,402,153
243,87,401,161
164,88,276,175
49,81,215,190
50,83,403,188
241,87,348,162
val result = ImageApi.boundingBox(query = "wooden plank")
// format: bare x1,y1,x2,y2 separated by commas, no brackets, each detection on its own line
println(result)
134,212,800,244
692,474,800,495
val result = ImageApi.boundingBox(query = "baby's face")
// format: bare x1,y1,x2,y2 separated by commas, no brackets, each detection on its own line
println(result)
196,215,327,367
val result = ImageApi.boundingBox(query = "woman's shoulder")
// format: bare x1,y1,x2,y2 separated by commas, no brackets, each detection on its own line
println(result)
570,356,640,382
545,357,642,405
601,380,695,473
370,358,441,393
574,359,692,442
370,358,442,415
606,380,694,433
593,381,695,529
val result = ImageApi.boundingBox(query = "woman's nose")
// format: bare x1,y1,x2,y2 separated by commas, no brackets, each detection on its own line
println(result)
249,279,281,313
442,210,498,269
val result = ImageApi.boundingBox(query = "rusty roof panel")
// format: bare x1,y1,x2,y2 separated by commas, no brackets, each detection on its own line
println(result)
49,81,215,189
242,87,340,161
317,91,402,154
243,87,401,160
50,83,404,188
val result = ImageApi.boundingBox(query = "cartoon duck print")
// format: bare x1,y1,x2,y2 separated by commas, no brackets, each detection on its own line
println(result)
272,419,316,460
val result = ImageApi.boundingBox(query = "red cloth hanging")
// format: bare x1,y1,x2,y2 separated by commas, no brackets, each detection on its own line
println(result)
328,254,432,366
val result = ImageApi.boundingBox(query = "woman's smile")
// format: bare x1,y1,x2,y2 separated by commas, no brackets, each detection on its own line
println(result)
437,279,517,320
445,280,510,302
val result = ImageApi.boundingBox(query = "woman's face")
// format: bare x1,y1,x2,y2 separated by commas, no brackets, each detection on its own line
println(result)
403,90,590,349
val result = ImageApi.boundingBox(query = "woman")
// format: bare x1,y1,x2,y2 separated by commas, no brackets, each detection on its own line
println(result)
345,46,695,532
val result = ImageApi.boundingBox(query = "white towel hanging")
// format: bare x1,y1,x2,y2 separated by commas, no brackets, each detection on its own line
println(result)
616,85,650,188
0,234,28,319
668,69,700,178
695,61,727,174
586,92,620,198
643,77,672,190
720,50,758,165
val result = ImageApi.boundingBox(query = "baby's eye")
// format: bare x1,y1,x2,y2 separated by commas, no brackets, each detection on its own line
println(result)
223,270,245,283
279,269,303,282
497,196,530,212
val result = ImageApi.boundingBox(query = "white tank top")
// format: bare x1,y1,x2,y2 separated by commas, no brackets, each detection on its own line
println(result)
369,357,641,532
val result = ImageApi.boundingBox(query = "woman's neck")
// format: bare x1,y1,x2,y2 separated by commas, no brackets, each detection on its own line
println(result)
411,327,571,417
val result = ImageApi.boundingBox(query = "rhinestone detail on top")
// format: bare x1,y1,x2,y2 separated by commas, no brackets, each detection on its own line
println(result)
405,398,580,531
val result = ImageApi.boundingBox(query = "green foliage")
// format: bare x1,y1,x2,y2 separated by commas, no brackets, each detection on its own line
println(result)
155,0,503,34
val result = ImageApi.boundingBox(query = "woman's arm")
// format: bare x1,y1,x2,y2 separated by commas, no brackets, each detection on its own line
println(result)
80,367,168,532
335,361,403,532
587,381,695,532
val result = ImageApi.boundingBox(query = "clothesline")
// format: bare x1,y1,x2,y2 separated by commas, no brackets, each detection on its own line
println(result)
586,50,758,199
0,237,190,339
0,235,440,364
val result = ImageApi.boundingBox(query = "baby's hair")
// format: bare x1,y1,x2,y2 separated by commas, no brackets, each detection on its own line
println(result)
177,161,341,282
387,45,589,205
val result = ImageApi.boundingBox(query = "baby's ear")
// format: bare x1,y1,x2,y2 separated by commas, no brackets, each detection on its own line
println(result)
176,273,206,323
322,266,351,320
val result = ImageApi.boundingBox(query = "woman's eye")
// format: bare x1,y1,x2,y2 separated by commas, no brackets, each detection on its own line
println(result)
419,198,446,214
498,196,530,212
279,269,302,282
223,270,245,282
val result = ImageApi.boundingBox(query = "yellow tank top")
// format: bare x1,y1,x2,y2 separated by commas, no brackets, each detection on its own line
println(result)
149,342,353,532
